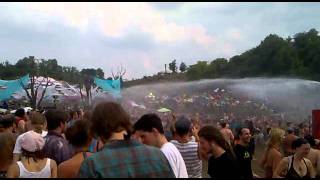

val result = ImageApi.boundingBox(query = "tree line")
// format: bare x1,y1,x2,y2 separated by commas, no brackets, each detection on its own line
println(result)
0,56,105,83
1,28,320,87
184,28,320,81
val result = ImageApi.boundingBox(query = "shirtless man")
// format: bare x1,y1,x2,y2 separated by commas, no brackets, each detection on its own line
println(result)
283,128,298,157
220,122,234,145
304,135,320,177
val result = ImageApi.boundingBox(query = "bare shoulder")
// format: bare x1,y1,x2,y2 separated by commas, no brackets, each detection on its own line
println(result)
50,159,57,168
8,162,19,170
7,162,19,178
280,157,289,164
269,148,281,156
303,157,313,166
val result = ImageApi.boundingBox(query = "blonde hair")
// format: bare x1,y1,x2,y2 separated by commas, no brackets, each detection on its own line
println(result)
267,128,285,149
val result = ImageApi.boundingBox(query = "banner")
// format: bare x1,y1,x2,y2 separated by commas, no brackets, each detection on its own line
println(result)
94,77,121,98
0,74,30,101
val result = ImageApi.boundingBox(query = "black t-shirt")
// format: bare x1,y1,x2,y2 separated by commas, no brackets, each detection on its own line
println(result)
234,144,253,179
208,152,240,179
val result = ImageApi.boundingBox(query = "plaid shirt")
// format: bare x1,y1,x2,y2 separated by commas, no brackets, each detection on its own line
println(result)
78,140,176,178
42,131,74,165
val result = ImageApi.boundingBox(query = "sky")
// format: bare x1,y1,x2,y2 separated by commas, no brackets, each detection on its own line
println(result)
0,2,319,80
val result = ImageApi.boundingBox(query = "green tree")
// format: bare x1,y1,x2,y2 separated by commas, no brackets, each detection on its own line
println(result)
186,61,208,80
169,59,178,73
179,62,187,72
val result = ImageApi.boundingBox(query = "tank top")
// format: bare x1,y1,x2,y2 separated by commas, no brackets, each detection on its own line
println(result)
17,159,51,178
286,156,310,179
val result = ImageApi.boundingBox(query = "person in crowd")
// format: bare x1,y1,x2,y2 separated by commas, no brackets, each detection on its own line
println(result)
234,127,255,179
58,120,93,178
260,128,285,178
42,109,73,165
131,129,143,143
246,121,256,156
170,116,202,178
76,109,84,120
6,131,57,178
283,128,298,157
81,110,104,153
219,122,234,145
134,113,188,178
13,112,48,162
0,114,16,134
67,110,79,128
274,138,315,178
14,108,27,134
198,125,240,179
0,132,16,178
78,102,175,178
304,135,320,177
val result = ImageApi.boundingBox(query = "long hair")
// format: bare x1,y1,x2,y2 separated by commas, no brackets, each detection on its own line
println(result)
91,102,132,141
0,133,16,167
267,128,285,149
198,125,236,157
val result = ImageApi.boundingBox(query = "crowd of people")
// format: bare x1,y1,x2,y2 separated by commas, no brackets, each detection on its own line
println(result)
0,100,319,178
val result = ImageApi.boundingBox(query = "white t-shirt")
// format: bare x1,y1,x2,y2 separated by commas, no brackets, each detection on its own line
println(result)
161,142,188,178
13,130,48,154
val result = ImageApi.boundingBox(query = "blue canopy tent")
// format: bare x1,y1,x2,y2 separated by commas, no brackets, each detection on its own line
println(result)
94,77,121,99
0,74,29,102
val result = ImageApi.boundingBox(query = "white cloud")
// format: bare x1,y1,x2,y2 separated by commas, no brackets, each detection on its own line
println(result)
21,2,215,47
1,2,320,79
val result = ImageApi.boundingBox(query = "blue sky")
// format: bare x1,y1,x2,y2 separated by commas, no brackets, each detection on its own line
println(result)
0,2,319,79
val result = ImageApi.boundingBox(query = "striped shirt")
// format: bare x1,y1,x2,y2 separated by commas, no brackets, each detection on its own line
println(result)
171,139,202,178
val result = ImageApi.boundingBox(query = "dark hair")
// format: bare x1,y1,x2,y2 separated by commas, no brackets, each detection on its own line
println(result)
304,135,316,147
91,102,132,141
65,120,92,148
236,126,249,139
134,114,164,134
292,138,309,149
44,109,68,131
0,114,14,129
82,110,92,121
69,110,77,120
174,116,192,136
287,129,294,134
0,133,16,166
220,122,227,128
76,109,82,117
198,125,235,157
21,149,45,162
15,108,25,118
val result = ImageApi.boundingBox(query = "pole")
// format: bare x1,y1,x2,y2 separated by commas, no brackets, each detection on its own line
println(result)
309,115,311,136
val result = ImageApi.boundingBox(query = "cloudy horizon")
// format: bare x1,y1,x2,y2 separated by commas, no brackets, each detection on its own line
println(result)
0,2,319,80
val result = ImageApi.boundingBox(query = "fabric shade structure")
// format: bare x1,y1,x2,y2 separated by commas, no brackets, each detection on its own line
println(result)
0,74,29,101
94,77,121,98
0,108,7,113
157,107,171,113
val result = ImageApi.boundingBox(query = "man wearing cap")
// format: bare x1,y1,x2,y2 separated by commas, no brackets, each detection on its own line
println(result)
170,116,202,178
